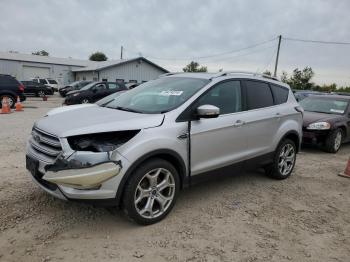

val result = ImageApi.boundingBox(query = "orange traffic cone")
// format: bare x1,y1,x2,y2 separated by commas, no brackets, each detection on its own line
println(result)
15,96,23,112
0,97,11,114
338,158,350,178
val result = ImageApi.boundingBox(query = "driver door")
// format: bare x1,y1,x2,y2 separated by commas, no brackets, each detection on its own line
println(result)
190,80,249,176
92,83,109,101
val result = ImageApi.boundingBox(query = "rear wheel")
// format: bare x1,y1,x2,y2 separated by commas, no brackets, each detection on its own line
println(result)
37,90,45,97
0,95,15,108
122,158,180,225
323,128,343,153
265,139,296,179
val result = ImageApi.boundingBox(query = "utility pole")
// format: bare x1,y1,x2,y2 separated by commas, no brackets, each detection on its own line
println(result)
273,35,282,77
120,46,123,60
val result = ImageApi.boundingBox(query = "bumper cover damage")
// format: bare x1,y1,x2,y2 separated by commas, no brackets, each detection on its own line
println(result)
43,161,121,189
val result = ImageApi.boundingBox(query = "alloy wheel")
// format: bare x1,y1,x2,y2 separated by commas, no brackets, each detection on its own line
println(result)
81,99,90,103
134,168,176,219
38,91,45,97
278,143,295,176
334,131,342,151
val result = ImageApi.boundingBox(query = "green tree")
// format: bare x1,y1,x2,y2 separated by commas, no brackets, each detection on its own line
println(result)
183,61,207,72
89,51,108,61
32,50,49,56
281,67,314,90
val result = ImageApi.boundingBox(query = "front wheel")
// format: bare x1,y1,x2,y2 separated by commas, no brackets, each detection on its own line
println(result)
323,128,343,153
81,98,90,104
265,139,297,180
122,158,180,225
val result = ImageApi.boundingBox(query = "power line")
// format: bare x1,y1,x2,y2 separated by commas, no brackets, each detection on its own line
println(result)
284,37,350,45
144,37,277,61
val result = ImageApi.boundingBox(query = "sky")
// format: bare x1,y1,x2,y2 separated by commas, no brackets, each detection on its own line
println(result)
0,0,349,85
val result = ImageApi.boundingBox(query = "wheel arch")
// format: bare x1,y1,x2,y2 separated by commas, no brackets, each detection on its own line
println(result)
115,149,187,207
279,130,301,152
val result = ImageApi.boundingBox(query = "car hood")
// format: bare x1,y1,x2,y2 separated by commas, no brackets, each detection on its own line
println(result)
46,104,97,116
66,90,81,96
303,111,341,127
35,106,164,137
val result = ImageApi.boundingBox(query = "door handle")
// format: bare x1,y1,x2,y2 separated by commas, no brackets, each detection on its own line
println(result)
233,120,245,127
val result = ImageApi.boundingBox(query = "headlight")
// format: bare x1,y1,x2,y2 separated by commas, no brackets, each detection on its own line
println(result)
73,93,79,97
307,122,331,130
67,130,140,152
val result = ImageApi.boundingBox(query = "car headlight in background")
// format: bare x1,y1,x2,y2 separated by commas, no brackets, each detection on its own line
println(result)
306,122,331,130
73,93,80,97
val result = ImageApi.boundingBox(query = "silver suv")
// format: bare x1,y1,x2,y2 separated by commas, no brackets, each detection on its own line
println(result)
26,72,303,224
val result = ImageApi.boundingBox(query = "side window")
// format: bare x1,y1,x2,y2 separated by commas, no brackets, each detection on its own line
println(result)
195,80,242,115
108,83,120,89
271,84,289,105
245,80,274,110
39,79,46,84
94,83,107,91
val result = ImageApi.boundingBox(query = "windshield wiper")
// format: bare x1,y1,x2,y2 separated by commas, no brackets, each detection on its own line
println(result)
113,106,143,113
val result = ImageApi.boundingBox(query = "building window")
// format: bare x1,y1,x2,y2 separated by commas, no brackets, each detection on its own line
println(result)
76,76,80,81
116,79,124,83
82,76,86,80
93,77,98,81
102,78,108,82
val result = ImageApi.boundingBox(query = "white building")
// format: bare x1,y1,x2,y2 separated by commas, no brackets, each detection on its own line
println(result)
0,52,168,86
73,57,168,83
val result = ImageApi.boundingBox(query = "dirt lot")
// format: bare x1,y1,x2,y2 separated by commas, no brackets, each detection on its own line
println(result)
0,95,349,262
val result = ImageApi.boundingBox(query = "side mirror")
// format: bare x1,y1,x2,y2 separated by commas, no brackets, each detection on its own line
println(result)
196,104,220,119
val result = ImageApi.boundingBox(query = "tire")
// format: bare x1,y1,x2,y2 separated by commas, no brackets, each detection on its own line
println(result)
265,139,297,180
122,158,180,225
0,95,15,109
81,98,90,104
323,128,343,153
37,90,45,97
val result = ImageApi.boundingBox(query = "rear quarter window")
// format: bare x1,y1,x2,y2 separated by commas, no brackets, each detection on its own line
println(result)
271,84,289,105
245,80,274,110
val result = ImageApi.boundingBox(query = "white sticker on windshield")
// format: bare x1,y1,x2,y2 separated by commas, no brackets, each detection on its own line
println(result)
330,109,344,113
160,90,183,96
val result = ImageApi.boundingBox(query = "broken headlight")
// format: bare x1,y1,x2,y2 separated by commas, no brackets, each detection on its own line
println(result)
67,130,140,152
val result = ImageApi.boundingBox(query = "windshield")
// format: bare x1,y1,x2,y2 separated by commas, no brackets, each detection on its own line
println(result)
300,97,349,115
96,91,127,106
80,82,97,91
101,77,209,114
48,79,57,84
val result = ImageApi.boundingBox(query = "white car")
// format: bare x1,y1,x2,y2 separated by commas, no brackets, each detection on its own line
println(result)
31,78,59,92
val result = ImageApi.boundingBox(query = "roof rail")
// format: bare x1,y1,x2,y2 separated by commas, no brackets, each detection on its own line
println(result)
159,72,181,78
209,71,279,81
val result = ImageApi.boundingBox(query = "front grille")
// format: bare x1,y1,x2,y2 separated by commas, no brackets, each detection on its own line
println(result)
28,127,62,164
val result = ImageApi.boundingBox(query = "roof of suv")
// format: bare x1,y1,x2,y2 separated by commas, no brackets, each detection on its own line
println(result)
162,72,285,86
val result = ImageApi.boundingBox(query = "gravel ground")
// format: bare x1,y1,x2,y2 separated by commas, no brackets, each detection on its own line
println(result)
0,94,349,262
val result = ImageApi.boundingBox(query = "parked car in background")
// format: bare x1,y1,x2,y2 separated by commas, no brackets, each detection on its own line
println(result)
293,90,326,102
21,80,53,97
31,78,58,92
0,74,26,108
59,80,92,97
64,81,127,105
125,82,140,89
26,72,302,225
300,95,350,153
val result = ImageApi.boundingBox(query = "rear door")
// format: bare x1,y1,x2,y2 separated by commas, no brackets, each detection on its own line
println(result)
190,80,249,175
241,80,280,156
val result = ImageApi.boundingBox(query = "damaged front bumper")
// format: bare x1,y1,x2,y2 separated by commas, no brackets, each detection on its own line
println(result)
26,138,129,202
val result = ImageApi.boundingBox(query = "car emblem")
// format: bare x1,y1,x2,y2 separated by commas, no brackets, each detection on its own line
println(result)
33,134,41,143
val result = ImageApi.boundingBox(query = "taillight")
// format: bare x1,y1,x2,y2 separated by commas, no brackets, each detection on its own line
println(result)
19,84,25,92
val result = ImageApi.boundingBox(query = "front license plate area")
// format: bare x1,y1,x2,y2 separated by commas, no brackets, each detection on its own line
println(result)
26,155,39,177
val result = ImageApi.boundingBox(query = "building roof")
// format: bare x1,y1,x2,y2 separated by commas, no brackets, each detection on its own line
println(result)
71,57,169,73
0,51,92,67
